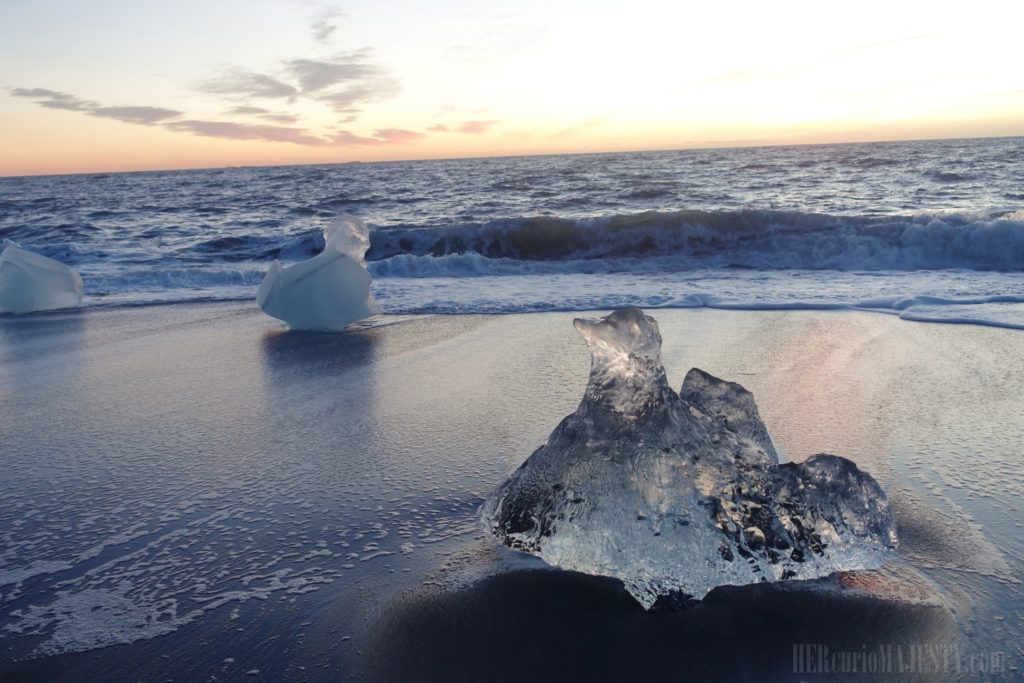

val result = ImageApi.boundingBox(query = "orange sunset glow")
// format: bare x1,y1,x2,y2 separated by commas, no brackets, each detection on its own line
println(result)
2,0,1023,176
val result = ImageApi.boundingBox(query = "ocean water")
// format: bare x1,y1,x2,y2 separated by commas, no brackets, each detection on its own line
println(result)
2,136,1024,328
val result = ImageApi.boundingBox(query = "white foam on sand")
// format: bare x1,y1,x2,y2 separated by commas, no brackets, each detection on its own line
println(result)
369,269,1024,330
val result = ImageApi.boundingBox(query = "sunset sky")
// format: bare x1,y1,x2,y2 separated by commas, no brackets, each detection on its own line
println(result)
2,0,1022,176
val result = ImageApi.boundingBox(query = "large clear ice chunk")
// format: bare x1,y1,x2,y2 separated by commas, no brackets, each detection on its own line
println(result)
257,215,376,331
483,308,897,609
0,239,84,314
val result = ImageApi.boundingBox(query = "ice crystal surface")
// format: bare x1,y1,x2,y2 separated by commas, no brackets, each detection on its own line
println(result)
257,215,375,331
0,239,83,314
484,308,897,608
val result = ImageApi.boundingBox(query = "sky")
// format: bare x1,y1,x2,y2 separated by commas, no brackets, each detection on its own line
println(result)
1,0,1022,176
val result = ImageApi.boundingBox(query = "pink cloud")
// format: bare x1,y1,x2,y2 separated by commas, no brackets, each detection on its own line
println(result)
331,128,425,146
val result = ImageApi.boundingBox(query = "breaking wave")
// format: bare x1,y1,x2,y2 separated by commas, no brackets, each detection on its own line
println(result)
161,209,1023,276
365,209,1024,273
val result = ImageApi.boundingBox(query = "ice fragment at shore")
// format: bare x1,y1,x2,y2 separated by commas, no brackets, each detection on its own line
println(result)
483,307,897,609
257,215,376,331
0,239,84,314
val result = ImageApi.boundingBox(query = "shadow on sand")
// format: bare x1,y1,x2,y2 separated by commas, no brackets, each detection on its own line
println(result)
361,567,956,683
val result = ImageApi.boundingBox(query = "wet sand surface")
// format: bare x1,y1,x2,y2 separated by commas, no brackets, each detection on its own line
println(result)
0,303,1021,681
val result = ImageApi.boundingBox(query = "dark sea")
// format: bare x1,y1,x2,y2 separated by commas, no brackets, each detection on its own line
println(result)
2,136,1023,328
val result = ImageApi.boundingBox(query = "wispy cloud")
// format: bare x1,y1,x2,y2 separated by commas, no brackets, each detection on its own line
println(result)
11,88,96,111
197,67,299,100
224,105,300,124
315,79,400,113
285,52,379,93
11,85,425,148
311,7,345,45
261,113,300,124
429,119,499,134
10,27,419,149
198,49,398,118
90,106,183,125
455,119,498,134
225,105,270,115
332,128,425,146
165,119,326,145
284,50,398,115
11,88,182,124
375,128,425,144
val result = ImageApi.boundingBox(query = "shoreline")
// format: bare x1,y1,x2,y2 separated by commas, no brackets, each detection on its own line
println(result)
7,289,1024,333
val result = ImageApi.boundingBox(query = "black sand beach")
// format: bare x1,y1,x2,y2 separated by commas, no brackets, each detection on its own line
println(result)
1,303,1021,681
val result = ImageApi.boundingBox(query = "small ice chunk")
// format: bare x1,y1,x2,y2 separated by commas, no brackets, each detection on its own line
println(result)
0,239,84,314
256,215,376,331
484,307,897,609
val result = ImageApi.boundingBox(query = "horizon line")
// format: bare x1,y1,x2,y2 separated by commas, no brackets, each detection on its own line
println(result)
2,132,1021,180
